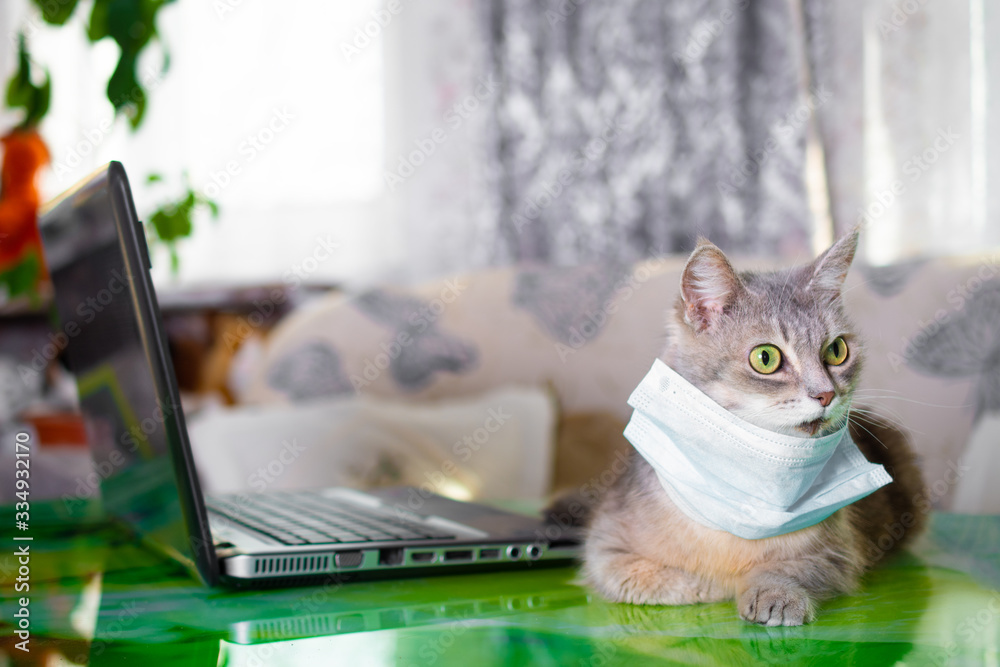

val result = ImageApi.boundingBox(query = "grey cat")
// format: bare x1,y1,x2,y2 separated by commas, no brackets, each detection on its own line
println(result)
581,230,927,626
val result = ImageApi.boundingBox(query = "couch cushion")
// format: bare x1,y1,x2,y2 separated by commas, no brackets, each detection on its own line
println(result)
244,252,1000,511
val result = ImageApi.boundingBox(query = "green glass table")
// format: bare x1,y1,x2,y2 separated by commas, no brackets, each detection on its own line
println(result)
2,502,998,666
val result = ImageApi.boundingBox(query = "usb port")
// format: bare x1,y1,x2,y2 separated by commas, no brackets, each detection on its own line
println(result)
443,550,473,562
378,548,404,566
411,551,436,563
479,548,501,560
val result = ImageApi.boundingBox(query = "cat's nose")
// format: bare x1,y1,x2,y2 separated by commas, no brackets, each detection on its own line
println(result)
812,391,835,407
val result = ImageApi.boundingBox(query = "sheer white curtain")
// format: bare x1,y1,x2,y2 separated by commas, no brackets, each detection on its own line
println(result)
810,0,1000,264
12,1,996,286
5,0,404,288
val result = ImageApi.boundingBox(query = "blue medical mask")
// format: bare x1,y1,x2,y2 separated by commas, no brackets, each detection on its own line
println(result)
624,359,892,540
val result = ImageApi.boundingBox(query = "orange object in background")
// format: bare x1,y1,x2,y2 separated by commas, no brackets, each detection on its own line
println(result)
0,126,50,278
23,412,90,448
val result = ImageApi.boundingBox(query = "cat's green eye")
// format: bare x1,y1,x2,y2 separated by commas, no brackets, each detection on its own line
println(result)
824,336,849,366
749,344,782,374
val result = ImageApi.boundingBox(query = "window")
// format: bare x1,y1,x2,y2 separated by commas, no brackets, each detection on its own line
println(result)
20,0,395,287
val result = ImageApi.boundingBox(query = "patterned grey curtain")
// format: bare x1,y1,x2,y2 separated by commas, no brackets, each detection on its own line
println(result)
478,0,817,266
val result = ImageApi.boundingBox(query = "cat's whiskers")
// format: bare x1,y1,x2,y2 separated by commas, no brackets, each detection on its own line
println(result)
849,390,972,410
850,390,926,424
846,409,890,450
848,404,908,427
846,397,907,421
850,407,912,430
852,387,905,395
848,406,924,437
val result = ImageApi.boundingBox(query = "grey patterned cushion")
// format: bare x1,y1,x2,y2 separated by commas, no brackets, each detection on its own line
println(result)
247,252,1000,512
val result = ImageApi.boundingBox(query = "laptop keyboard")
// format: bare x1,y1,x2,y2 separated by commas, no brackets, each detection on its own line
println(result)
206,492,457,546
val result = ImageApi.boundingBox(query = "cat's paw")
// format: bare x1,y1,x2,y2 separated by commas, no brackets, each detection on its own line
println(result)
585,553,727,605
738,582,816,626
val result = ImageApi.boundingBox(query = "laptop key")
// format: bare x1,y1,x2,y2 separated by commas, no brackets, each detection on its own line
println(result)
209,492,459,545
297,532,338,543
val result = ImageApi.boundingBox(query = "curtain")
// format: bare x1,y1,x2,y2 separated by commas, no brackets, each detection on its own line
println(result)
807,0,1000,264
804,0,1000,512
475,0,819,267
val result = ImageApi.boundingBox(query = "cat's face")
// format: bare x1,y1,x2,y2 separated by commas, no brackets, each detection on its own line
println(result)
662,231,862,438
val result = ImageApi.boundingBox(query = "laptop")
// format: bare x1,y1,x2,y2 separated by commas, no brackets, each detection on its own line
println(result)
39,162,580,587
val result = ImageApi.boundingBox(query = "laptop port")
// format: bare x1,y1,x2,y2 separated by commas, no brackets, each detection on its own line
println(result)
506,546,522,560
335,551,364,568
378,548,404,566
443,550,474,562
411,551,437,563
526,544,542,560
479,548,501,560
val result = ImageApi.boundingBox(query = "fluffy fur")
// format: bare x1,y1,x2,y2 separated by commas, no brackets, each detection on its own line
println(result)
578,231,927,626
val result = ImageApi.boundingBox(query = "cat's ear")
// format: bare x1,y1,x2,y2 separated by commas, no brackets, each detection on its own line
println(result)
805,228,859,299
680,239,745,333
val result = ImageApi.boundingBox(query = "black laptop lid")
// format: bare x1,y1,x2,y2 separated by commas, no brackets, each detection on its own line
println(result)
39,162,218,585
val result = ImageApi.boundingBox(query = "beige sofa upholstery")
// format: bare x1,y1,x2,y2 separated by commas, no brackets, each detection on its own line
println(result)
244,252,1000,512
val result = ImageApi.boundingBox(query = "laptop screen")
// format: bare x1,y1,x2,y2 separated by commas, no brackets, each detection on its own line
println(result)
39,162,217,585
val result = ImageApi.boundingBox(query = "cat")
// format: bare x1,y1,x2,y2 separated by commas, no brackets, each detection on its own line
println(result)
576,230,927,626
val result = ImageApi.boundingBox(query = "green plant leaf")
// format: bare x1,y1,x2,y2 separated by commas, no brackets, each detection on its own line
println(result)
33,73,51,123
205,200,220,219
0,252,41,302
30,0,82,25
149,202,193,243
145,180,220,274
6,38,32,106
5,34,51,127
107,52,146,127
146,173,163,183
88,0,175,130
86,0,110,41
